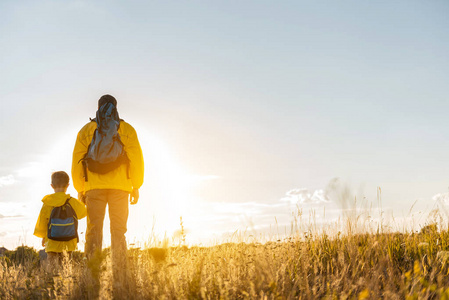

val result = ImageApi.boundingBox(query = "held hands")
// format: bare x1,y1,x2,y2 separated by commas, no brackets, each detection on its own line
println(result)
130,188,139,205
78,192,86,204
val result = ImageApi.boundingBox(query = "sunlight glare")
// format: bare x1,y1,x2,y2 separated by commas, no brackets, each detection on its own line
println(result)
128,125,218,246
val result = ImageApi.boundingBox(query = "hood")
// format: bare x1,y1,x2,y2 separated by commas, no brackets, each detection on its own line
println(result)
42,192,71,207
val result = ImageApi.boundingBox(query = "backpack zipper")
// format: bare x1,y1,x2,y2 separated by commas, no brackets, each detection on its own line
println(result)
49,222,75,229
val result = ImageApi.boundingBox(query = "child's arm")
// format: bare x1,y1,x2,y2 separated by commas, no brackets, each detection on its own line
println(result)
70,198,87,219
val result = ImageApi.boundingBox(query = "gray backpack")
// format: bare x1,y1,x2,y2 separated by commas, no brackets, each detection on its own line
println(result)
81,103,129,181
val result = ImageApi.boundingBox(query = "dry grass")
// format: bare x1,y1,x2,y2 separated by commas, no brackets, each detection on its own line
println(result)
3,183,449,299
3,224,449,299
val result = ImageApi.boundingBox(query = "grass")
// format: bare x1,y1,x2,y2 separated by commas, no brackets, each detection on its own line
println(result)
3,224,449,299
3,183,449,299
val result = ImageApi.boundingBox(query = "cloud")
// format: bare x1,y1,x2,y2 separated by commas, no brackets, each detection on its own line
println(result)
281,188,330,205
433,192,449,205
0,175,15,187
0,213,24,219
432,192,449,218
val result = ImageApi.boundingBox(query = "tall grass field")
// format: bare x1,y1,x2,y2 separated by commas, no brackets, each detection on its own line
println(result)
4,225,449,298
3,190,449,299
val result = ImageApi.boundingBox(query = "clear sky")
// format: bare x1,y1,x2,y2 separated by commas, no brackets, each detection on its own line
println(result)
1,0,449,250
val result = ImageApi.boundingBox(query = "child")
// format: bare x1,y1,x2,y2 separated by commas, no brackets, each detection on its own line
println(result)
34,171,87,268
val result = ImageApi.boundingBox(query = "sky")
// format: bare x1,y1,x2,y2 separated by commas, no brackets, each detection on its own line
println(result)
1,0,449,250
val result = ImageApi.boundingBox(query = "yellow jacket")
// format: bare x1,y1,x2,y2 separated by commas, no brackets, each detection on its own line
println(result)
34,192,87,252
72,120,144,193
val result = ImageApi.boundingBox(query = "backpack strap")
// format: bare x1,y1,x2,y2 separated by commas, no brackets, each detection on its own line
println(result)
64,197,79,243
55,197,72,208
118,119,129,178
82,158,89,182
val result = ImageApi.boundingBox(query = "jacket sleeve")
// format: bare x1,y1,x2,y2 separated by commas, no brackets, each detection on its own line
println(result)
33,204,50,238
70,198,87,220
72,129,88,193
126,125,144,189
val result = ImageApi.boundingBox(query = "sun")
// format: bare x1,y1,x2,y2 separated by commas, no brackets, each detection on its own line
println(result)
125,127,210,246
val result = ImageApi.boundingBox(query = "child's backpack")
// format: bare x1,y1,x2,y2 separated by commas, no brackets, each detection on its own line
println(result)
81,102,129,180
47,198,79,242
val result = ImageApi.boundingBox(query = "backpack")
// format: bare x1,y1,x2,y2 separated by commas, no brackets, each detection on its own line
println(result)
47,198,79,242
81,102,129,181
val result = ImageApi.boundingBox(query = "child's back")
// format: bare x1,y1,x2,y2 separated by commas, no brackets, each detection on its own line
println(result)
33,171,87,269
34,192,87,253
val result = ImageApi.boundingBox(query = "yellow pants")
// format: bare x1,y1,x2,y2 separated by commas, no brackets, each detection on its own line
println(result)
85,189,129,264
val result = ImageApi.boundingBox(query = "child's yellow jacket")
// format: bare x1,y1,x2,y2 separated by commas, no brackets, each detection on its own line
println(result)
34,192,87,253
